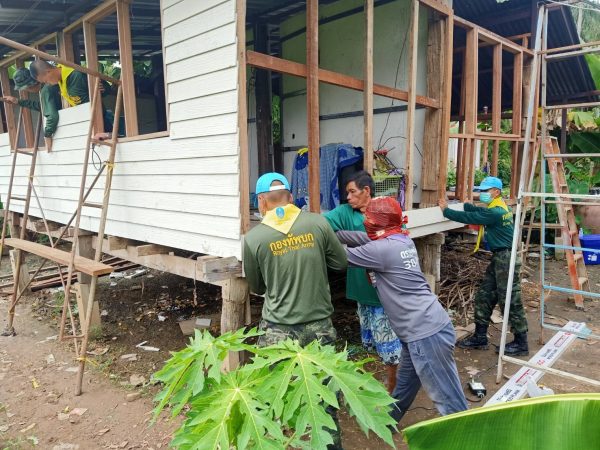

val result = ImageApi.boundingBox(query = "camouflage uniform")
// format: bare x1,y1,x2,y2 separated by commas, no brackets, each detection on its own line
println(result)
257,317,337,347
257,317,342,450
474,249,528,334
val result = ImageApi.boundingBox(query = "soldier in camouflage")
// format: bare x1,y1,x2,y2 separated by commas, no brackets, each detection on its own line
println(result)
439,176,529,356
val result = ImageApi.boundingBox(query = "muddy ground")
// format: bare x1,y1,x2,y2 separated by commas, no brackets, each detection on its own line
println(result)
0,253,599,450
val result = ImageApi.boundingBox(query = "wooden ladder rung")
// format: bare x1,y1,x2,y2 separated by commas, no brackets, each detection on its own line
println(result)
16,150,33,156
91,138,115,147
3,238,113,276
9,196,27,201
83,202,103,209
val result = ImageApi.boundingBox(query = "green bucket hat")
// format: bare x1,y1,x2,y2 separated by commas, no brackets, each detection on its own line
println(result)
13,68,38,91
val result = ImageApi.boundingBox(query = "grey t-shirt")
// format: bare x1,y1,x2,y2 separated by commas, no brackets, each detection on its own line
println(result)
336,231,450,343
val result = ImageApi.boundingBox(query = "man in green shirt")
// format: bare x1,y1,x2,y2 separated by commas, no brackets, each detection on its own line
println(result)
325,171,402,393
244,172,347,450
439,176,529,356
0,68,61,149
29,60,114,141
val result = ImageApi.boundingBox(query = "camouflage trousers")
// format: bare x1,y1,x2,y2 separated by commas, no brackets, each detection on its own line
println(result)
474,249,528,334
257,317,337,347
257,317,343,450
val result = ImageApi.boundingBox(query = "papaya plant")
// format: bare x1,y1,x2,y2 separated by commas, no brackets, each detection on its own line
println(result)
152,328,397,450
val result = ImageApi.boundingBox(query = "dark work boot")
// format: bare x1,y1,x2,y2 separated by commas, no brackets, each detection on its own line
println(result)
498,332,529,356
457,324,489,350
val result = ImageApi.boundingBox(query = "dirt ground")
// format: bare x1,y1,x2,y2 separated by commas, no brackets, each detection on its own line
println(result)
0,254,599,450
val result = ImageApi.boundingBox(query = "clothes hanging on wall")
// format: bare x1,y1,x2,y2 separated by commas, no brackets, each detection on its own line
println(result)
291,143,363,211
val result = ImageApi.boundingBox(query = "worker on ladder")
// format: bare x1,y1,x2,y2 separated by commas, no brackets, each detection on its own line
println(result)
439,176,529,356
0,68,61,149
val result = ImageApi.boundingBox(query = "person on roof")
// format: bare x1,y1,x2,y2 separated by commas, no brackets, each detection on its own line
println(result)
439,176,529,356
0,68,61,149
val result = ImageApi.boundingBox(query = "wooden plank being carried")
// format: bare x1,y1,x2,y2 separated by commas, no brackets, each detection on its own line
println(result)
4,238,113,276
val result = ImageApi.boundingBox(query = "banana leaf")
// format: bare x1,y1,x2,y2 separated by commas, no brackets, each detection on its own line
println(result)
403,394,600,450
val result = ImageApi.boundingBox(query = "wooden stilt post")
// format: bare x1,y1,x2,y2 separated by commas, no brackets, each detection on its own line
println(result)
76,235,101,330
414,233,445,294
221,276,250,371
9,250,30,297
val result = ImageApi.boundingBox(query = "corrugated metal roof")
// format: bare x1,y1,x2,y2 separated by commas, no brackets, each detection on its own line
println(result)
453,0,598,112
0,0,162,61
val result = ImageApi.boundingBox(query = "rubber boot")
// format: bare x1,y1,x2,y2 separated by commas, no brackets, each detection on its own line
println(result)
457,323,489,350
498,332,529,356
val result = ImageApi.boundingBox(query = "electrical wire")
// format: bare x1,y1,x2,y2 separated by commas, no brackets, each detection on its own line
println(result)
376,23,410,151
379,134,424,159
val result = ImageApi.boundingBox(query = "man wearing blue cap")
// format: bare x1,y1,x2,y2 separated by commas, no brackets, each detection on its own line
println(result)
439,176,528,356
244,172,347,449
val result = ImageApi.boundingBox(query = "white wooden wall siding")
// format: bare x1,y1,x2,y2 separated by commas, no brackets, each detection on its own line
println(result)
0,0,242,259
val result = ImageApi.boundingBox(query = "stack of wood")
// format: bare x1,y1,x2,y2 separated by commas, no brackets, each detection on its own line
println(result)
438,242,491,327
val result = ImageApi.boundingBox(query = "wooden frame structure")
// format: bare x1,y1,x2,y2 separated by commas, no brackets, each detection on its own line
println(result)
0,0,168,143
449,17,532,202
241,0,454,221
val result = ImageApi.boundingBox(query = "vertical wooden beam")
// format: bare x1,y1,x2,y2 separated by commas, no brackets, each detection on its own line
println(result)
15,60,34,148
492,44,502,134
0,68,16,149
420,13,443,207
462,28,478,199
510,141,519,199
464,29,478,136
456,44,467,200
237,0,250,234
307,0,320,212
363,0,374,174
404,0,419,210
254,23,272,174
116,0,138,136
512,51,523,134
57,31,75,63
438,14,454,201
82,22,104,134
560,107,567,153
492,140,499,176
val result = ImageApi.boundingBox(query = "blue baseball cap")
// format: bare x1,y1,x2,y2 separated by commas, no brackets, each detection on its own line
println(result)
476,176,503,191
256,172,290,194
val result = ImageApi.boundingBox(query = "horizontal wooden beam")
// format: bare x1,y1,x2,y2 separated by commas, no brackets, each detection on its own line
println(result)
63,0,117,33
0,36,120,84
0,32,58,67
453,16,532,56
247,50,439,109
135,244,171,257
417,0,452,16
108,236,129,250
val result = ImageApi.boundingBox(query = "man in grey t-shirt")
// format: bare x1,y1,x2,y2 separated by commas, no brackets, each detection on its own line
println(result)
336,197,467,423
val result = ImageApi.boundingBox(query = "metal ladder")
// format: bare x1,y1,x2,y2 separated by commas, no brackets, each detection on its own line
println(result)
495,4,600,394
0,37,123,395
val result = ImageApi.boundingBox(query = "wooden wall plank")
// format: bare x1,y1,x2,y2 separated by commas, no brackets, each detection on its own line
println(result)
168,68,237,103
163,1,235,47
166,44,237,83
169,90,237,122
163,0,226,28
165,22,236,64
